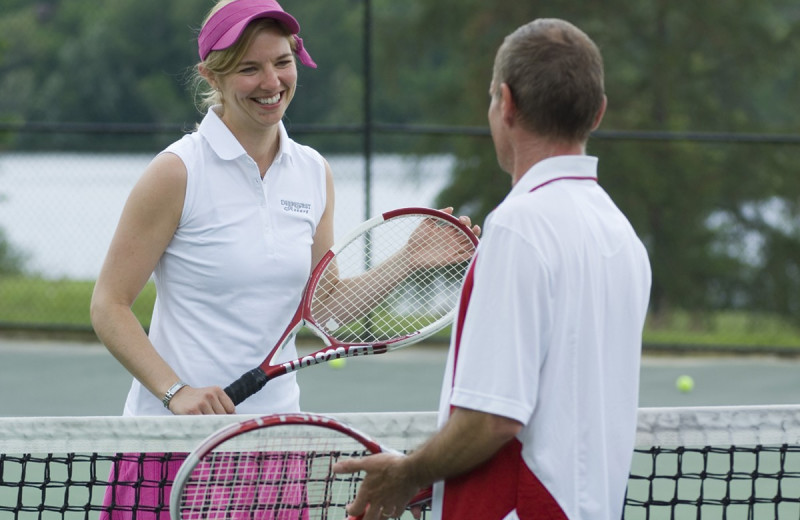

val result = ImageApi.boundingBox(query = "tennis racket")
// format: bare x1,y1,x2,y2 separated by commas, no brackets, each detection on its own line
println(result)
169,412,431,520
224,207,479,405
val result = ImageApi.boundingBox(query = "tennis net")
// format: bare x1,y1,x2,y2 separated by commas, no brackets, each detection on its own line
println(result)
1,406,799,519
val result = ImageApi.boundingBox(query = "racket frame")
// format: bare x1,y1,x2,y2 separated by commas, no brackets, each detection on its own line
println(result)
288,206,478,359
224,207,479,404
169,413,384,520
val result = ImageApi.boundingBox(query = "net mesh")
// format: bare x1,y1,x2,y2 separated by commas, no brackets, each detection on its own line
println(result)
0,412,432,520
2,407,800,519
311,213,475,345
625,405,800,519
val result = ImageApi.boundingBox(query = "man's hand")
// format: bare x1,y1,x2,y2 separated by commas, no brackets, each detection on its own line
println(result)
333,453,421,520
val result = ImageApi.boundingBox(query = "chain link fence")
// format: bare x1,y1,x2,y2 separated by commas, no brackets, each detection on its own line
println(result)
0,125,478,334
3,125,800,343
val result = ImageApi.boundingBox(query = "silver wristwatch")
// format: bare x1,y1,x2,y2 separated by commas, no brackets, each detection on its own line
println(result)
162,381,188,409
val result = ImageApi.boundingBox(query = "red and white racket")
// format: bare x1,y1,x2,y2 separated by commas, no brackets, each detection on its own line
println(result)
169,413,431,520
224,207,479,405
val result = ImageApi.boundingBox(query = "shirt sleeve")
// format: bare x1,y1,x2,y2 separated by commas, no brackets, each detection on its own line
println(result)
449,222,552,425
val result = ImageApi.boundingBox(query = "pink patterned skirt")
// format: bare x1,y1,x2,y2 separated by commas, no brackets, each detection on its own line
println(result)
99,452,310,520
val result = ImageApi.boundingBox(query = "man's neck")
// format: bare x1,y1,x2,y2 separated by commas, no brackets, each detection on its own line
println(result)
510,139,586,186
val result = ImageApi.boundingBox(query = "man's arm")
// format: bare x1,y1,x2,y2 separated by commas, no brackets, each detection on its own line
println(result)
333,406,522,520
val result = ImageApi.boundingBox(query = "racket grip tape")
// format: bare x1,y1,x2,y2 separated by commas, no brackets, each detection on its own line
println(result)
224,368,269,406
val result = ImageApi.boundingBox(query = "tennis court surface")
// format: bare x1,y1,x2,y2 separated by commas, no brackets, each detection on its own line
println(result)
2,339,800,518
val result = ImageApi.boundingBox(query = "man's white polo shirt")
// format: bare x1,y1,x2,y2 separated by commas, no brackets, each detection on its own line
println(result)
434,155,651,519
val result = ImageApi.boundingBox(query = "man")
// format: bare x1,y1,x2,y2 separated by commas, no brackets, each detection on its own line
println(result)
334,18,651,520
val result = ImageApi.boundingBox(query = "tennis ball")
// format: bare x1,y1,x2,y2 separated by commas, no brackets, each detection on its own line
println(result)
676,375,694,393
328,358,347,369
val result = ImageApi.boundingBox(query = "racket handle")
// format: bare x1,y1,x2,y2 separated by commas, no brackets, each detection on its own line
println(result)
224,368,269,406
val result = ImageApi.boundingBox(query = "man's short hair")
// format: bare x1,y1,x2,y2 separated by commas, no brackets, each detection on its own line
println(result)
493,18,605,143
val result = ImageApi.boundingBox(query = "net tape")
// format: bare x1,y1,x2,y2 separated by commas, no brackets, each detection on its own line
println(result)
2,407,800,519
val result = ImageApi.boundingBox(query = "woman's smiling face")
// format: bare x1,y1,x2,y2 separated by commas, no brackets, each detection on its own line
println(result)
216,26,298,132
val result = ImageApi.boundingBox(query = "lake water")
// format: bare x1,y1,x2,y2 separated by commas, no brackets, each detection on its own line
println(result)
0,152,454,280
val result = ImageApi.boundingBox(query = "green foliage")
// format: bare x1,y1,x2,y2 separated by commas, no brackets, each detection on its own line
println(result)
383,0,800,323
1,0,800,325
0,1,209,149
0,229,26,275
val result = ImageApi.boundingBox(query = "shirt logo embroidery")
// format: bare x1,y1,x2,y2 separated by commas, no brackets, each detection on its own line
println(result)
281,200,311,214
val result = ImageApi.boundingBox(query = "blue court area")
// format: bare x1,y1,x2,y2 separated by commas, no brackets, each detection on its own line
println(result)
0,338,799,417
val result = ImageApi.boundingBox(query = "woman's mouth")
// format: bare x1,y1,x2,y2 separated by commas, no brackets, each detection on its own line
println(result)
254,93,281,106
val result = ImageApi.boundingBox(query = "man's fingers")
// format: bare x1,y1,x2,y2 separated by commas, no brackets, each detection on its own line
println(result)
332,458,365,475
345,501,367,520
344,494,371,520
334,459,373,519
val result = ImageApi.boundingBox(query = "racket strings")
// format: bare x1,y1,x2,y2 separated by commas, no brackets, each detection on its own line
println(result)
178,435,369,519
311,215,475,344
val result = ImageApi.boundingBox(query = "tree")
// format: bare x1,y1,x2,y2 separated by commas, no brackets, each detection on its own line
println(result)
1,0,800,322
593,0,800,319
0,17,26,274
378,0,800,321
0,1,209,149
0,228,26,275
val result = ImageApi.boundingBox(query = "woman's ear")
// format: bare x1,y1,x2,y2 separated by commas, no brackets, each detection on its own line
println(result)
198,63,219,91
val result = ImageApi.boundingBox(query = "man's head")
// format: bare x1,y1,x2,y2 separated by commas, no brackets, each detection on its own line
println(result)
490,19,605,145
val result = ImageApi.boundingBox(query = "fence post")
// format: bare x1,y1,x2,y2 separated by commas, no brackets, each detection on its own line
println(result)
363,0,373,223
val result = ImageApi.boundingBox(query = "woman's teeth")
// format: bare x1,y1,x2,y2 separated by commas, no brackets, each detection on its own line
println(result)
256,94,281,105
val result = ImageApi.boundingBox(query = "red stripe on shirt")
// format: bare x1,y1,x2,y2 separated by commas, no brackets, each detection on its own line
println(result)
441,439,568,519
444,230,571,518
451,255,477,387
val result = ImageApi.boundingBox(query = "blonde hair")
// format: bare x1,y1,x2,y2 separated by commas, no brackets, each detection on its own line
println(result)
191,1,297,113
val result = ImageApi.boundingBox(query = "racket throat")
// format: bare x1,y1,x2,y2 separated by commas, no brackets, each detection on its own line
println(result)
281,344,388,374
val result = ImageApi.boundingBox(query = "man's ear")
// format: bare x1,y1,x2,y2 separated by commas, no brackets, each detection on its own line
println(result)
591,95,608,131
500,83,516,126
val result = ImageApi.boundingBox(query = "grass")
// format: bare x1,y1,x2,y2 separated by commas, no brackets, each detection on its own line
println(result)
643,310,800,349
2,277,800,350
0,277,156,329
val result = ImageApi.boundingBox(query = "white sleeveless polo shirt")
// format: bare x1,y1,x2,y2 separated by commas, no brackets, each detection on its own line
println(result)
123,108,327,416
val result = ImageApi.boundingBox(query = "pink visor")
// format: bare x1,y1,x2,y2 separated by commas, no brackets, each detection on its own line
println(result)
198,0,317,68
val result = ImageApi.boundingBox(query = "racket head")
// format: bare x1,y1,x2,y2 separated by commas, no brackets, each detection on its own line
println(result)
304,207,478,350
225,208,478,406
170,413,386,520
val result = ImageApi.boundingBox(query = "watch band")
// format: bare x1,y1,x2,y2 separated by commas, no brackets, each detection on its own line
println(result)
162,381,188,409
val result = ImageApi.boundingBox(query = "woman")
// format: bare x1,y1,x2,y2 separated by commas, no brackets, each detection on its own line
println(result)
91,2,334,518
91,0,331,418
